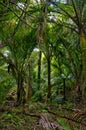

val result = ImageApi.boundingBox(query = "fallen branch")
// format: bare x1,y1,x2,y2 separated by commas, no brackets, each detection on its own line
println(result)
47,109,86,126
23,112,40,118
61,107,81,112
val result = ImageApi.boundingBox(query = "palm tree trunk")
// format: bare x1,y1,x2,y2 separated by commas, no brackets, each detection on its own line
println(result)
80,31,86,98
47,56,51,100
17,73,24,104
37,51,42,90
26,63,32,104
26,79,32,104
63,78,66,101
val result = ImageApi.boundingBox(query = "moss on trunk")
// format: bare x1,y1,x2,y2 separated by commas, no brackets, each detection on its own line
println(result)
80,32,86,98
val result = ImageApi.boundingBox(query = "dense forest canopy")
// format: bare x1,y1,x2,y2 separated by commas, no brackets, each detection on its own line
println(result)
0,0,86,129
0,0,86,103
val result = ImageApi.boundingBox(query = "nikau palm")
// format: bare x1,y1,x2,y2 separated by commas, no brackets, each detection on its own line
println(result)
53,0,86,98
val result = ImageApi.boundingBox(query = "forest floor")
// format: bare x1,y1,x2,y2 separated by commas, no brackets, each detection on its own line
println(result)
0,96,86,130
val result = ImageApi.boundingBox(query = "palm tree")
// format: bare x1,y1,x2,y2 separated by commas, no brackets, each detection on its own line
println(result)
51,0,86,98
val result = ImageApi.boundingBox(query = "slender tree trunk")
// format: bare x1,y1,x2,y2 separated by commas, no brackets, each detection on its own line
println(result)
47,56,51,100
17,73,24,104
80,31,86,98
37,51,42,90
26,78,32,104
63,78,66,101
26,63,32,104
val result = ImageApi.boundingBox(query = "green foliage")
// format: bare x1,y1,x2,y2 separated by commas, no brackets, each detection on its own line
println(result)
0,66,16,103
0,0,85,109
57,118,71,130
32,90,43,102
0,1,86,129
0,112,25,129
